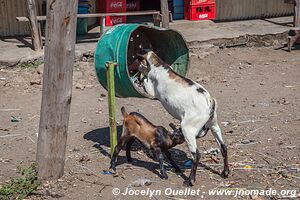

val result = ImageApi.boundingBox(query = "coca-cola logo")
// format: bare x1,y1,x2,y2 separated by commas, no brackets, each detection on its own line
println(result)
112,17,123,24
110,1,123,8
199,13,208,19
127,2,137,9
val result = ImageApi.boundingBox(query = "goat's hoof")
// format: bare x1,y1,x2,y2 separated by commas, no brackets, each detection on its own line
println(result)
127,158,133,163
174,168,182,173
183,179,194,187
221,170,229,178
160,173,168,180
109,165,116,172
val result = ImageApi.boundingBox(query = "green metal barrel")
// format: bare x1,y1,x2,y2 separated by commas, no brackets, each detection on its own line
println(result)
94,24,189,98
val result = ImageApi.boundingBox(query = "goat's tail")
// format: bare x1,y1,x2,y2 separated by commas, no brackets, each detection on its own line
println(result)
121,106,128,118
121,106,129,118
210,98,216,120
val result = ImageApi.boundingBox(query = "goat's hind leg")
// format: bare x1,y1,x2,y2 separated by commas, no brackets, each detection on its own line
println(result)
164,150,181,173
126,138,135,163
210,120,229,178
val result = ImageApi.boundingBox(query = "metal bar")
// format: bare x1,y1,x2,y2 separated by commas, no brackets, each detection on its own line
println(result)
16,10,160,22
106,62,118,156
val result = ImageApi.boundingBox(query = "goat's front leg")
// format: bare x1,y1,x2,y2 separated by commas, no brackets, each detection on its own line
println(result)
164,150,181,173
155,148,168,179
181,123,202,187
110,136,129,171
184,149,200,187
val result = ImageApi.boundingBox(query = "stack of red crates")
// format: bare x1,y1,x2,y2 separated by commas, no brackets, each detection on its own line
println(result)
99,0,126,26
184,0,216,21
126,0,140,11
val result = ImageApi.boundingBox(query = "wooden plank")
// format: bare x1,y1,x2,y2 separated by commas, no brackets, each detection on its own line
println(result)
36,0,78,180
295,0,300,26
16,10,160,22
160,0,169,28
100,16,105,37
26,0,42,51
215,0,294,21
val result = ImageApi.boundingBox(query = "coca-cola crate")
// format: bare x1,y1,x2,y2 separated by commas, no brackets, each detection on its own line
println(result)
185,3,216,21
185,0,215,6
126,0,140,11
105,16,126,26
99,0,126,13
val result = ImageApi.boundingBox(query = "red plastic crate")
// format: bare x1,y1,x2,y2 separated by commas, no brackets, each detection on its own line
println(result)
185,3,216,21
186,0,215,5
98,0,127,26
126,0,140,11
99,0,126,13
105,16,126,26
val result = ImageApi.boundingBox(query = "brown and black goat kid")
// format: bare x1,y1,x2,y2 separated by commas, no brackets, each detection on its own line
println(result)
110,107,185,179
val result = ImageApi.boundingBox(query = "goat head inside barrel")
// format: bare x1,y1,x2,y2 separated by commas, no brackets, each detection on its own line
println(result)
137,51,230,187
110,107,185,179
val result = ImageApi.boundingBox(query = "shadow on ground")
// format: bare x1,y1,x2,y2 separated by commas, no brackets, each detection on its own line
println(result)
83,126,195,179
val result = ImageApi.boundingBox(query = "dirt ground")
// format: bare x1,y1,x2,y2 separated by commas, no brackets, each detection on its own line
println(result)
0,45,300,200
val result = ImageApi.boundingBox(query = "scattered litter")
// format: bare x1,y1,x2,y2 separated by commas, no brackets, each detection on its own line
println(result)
258,102,269,107
284,85,300,88
10,116,22,122
254,151,279,162
239,119,264,124
0,77,6,81
81,118,88,123
30,79,41,85
183,160,193,168
250,126,264,133
0,134,22,138
241,139,255,144
100,93,106,97
282,146,296,150
244,165,252,169
203,148,220,156
221,121,231,127
27,136,35,144
100,170,114,175
75,83,85,90
130,178,152,187
0,109,21,112
78,155,90,163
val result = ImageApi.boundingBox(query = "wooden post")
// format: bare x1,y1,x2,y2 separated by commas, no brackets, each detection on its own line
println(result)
153,13,162,27
37,0,78,180
160,0,170,28
295,0,300,27
100,16,106,37
106,62,118,156
26,0,43,51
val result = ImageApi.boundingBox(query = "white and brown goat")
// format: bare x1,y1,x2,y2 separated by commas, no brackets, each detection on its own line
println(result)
110,107,185,179
137,51,229,186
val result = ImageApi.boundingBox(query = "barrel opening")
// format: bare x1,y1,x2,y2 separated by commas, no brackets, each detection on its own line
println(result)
126,26,189,98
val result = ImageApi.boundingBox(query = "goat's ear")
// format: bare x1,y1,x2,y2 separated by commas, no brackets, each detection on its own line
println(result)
136,53,145,61
169,123,177,130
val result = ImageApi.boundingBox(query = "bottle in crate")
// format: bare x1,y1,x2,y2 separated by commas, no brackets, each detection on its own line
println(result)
98,0,127,26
